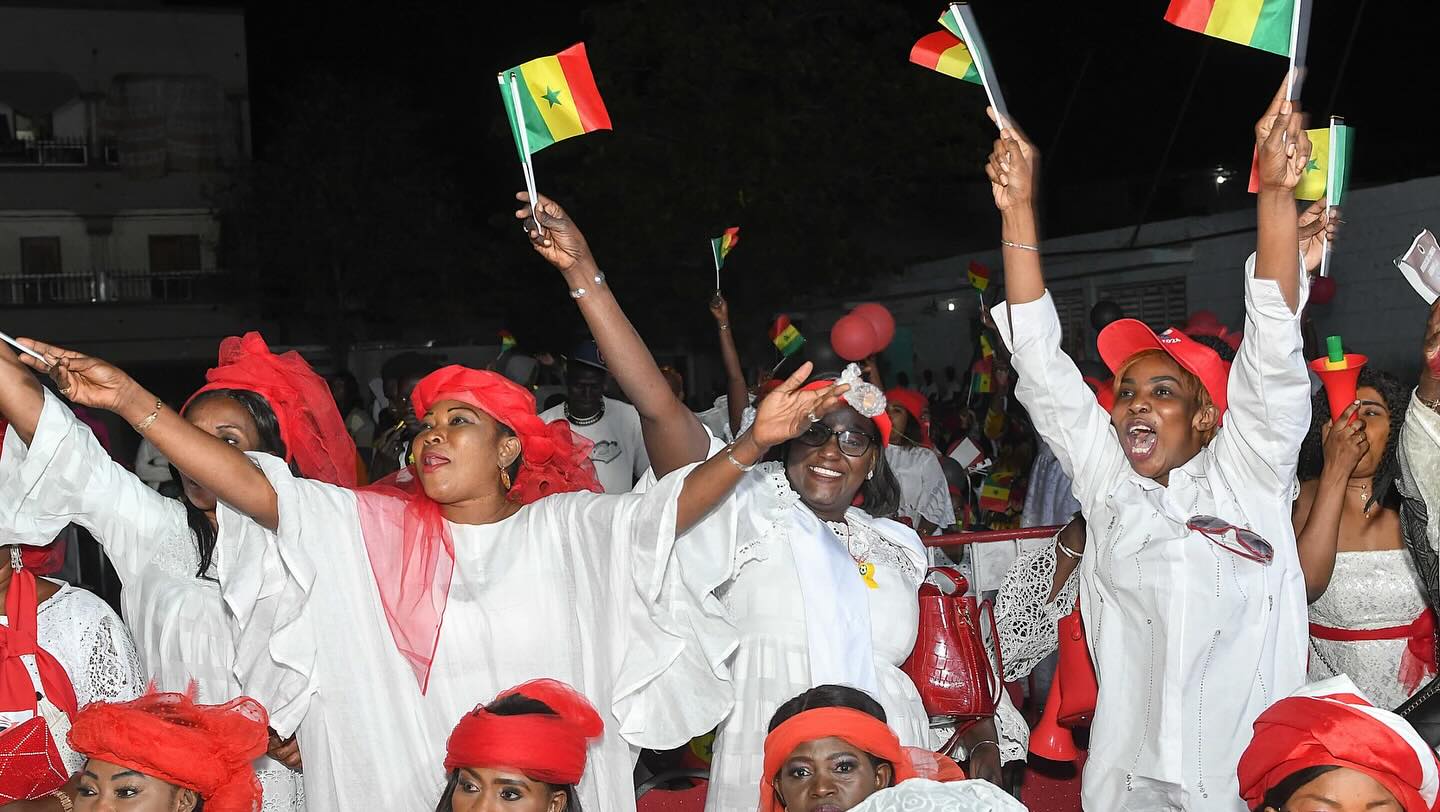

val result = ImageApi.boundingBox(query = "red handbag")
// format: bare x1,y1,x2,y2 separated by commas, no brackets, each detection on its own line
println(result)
902,568,1003,749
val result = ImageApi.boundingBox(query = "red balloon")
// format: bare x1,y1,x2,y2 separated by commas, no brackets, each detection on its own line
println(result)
831,314,879,361
851,303,896,350
1310,275,1337,306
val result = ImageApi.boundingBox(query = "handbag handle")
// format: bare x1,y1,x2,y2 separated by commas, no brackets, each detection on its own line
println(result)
977,597,1005,703
924,566,968,594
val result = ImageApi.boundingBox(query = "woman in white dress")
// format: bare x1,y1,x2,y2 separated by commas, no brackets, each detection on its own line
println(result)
1294,366,1429,709
8,244,853,812
0,333,358,811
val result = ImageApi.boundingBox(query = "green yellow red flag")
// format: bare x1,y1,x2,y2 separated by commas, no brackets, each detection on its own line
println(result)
1246,120,1354,202
712,227,740,270
969,260,991,291
770,315,805,358
1163,0,1295,56
909,31,980,84
498,43,612,160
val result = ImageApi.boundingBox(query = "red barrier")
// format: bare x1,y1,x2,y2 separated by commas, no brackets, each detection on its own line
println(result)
924,525,1064,548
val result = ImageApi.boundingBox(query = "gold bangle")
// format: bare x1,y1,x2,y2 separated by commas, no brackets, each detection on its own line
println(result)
49,789,73,811
133,399,165,433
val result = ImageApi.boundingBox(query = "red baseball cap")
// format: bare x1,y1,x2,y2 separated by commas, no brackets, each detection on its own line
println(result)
1097,319,1230,419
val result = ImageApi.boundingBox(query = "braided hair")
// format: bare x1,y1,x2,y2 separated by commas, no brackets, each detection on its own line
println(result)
1298,366,1408,511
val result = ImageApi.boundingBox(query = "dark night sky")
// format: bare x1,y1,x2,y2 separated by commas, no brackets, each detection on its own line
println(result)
240,0,1435,224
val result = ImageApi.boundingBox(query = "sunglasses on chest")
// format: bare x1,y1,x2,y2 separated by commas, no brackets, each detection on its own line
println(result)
1186,515,1274,565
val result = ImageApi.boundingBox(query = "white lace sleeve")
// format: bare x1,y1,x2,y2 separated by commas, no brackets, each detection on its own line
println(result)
994,542,1079,683
76,609,145,706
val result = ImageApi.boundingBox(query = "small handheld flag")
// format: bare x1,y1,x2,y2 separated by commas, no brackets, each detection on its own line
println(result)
0,331,45,363
1318,116,1353,278
968,260,991,291
938,4,1010,128
712,226,740,290
1163,0,1310,99
1246,118,1351,203
770,315,806,358
909,31,981,84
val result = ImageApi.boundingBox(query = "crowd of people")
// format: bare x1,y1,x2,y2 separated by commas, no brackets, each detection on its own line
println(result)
0,76,1437,812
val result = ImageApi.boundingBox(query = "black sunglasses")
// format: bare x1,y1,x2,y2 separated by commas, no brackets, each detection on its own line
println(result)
795,423,877,457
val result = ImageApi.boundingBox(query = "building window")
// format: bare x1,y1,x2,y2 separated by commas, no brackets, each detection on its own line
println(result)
148,235,201,273
1097,276,1188,333
17,237,62,304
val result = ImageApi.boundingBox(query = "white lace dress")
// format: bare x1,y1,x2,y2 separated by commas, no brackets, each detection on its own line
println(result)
994,540,1082,683
1308,549,1429,710
32,581,145,773
0,391,306,810
846,778,1028,812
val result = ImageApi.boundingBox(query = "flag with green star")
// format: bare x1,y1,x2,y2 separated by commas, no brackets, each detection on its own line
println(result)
498,43,612,159
1245,120,1354,201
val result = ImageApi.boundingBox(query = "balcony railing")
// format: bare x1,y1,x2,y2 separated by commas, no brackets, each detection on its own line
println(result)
0,269,232,305
0,138,120,168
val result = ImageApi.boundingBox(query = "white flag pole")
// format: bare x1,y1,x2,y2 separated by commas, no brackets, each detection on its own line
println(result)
505,72,544,236
1319,114,1341,278
713,241,722,292
1286,0,1312,100
950,3,1010,130
0,331,46,363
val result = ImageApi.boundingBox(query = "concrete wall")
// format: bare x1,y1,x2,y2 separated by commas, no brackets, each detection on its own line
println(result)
881,175,1440,380
0,209,217,273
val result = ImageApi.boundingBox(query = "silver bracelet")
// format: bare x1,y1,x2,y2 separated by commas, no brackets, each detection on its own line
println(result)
968,739,1000,756
725,446,757,472
1001,239,1040,252
718,323,730,331
569,271,606,299
1057,536,1083,560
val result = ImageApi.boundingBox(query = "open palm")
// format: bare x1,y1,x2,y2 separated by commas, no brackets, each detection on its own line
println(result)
750,362,849,448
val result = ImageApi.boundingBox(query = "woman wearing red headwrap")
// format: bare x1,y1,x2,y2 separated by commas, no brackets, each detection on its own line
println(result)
1237,675,1440,812
881,387,950,537
760,685,1024,812
436,680,601,812
0,333,355,810
68,689,269,812
9,313,849,811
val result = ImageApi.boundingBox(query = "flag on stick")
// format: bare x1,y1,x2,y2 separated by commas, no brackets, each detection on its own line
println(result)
770,315,806,358
1164,0,1295,57
498,43,612,159
909,31,981,84
968,260,991,291
1245,119,1351,201
937,4,1010,128
1318,116,1354,278
712,226,740,289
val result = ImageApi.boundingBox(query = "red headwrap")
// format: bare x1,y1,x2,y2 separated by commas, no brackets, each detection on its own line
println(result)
1238,676,1440,812
0,562,77,723
184,332,358,488
68,690,268,812
883,387,931,447
355,367,600,691
760,708,921,812
444,679,603,786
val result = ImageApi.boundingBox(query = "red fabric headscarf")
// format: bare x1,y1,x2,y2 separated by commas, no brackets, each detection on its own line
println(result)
0,560,77,723
355,367,601,691
760,708,925,812
1238,677,1440,812
883,387,931,447
185,332,358,488
444,679,603,786
68,689,268,812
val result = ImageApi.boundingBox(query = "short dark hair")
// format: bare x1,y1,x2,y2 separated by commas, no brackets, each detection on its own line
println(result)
1188,334,1237,363
1255,765,1340,812
434,693,583,812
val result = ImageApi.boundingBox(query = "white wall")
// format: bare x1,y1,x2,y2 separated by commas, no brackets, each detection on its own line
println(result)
886,175,1440,379
0,209,218,274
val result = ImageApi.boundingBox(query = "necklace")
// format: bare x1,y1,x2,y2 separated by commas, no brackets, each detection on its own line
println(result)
564,402,604,426
1347,480,1374,515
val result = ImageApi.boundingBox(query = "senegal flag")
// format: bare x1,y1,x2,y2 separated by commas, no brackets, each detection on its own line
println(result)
1164,0,1294,57
712,227,740,270
968,260,990,291
499,43,612,160
770,315,805,358
1293,120,1354,203
909,31,980,84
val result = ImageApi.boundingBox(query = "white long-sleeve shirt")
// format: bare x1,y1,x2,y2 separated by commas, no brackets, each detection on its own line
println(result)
991,254,1311,811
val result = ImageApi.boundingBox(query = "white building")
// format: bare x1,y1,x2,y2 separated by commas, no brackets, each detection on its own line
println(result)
0,2,258,362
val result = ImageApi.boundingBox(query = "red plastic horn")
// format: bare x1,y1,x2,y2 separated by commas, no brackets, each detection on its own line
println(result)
1029,668,1079,761
1308,353,1368,423
1056,607,1097,728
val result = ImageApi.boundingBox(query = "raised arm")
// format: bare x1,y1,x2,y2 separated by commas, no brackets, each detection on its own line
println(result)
16,339,280,530
518,193,710,475
0,343,47,444
984,107,1045,306
1254,77,1309,314
674,362,845,533
1293,402,1368,602
708,293,749,437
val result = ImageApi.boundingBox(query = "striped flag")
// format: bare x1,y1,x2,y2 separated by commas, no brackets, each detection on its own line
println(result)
968,260,991,291
1164,0,1295,57
770,315,806,358
1246,120,1354,201
712,227,740,270
909,31,980,83
498,43,612,160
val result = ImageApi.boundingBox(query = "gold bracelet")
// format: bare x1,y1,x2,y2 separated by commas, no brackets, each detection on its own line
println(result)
49,789,73,811
133,399,165,433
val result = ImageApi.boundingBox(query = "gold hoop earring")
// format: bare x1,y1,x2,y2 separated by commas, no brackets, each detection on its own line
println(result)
499,466,512,491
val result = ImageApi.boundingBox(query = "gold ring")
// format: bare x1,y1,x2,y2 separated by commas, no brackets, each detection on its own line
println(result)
58,386,72,396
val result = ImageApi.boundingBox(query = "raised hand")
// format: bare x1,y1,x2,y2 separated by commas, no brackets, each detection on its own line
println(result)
515,192,594,274
984,107,1038,213
709,292,730,325
1319,401,1369,478
1297,197,1337,274
1255,75,1312,192
749,362,849,449
13,338,139,414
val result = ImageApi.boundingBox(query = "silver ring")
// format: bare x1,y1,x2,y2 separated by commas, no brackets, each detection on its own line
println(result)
807,411,819,423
